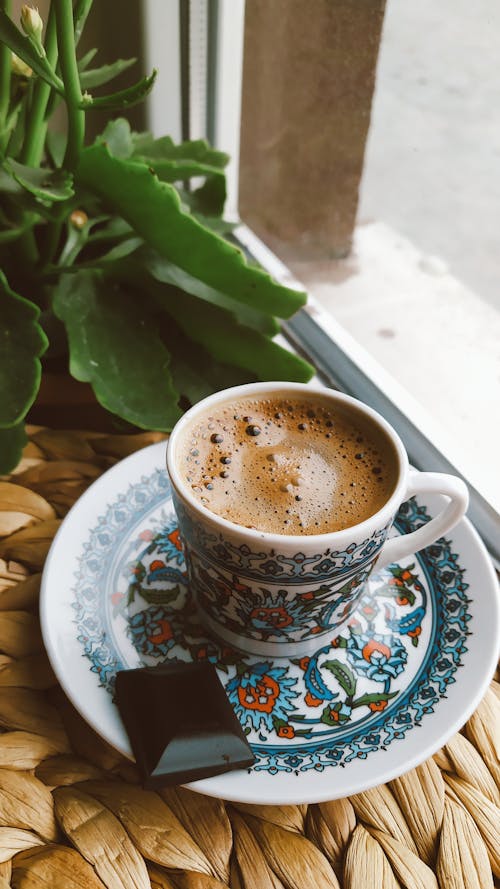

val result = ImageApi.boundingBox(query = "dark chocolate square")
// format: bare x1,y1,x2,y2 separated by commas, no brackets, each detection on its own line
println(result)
115,661,255,789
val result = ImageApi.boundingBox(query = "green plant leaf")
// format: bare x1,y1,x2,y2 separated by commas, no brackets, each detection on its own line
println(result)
83,236,143,265
142,249,279,337
131,134,229,168
0,421,27,474
323,660,357,696
0,9,63,91
158,314,254,407
74,0,93,45
4,159,74,202
81,70,157,111
0,270,47,427
77,46,98,71
138,155,226,186
45,130,66,167
76,144,307,318
0,166,21,195
80,57,137,90
98,118,133,158
190,176,226,217
52,270,182,430
84,215,133,245
149,282,314,382
2,91,26,145
133,134,229,214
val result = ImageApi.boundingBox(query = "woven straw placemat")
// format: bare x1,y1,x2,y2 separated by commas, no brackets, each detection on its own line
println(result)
0,425,498,889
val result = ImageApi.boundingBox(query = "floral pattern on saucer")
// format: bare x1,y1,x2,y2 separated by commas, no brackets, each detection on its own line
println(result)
72,469,471,774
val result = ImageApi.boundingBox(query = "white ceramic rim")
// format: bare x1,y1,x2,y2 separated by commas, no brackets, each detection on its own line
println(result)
166,382,409,546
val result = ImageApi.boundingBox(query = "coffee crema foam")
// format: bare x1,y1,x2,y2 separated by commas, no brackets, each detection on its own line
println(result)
177,396,398,535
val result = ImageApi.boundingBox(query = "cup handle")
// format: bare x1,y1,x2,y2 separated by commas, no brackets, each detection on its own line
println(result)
376,471,469,571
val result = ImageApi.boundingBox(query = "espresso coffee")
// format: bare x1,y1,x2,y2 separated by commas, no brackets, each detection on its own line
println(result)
177,394,398,535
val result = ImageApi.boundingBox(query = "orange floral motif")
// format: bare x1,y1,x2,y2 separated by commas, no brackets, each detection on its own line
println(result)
237,675,280,713
148,619,173,646
408,626,421,638
369,700,388,712
277,724,295,739
150,559,165,572
250,606,293,629
168,528,183,551
362,638,391,662
298,656,310,671
305,691,322,707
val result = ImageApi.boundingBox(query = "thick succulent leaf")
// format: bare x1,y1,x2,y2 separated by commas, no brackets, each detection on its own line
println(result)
81,70,157,111
83,236,143,265
190,176,227,217
52,270,182,430
4,159,73,202
0,222,28,243
0,422,27,474
131,133,229,168
130,125,228,213
0,166,21,195
150,283,314,382
80,57,137,90
74,0,93,45
142,250,279,337
98,118,133,158
190,209,236,236
76,144,307,318
2,92,25,144
85,216,133,245
77,47,98,71
137,156,226,185
45,131,66,167
149,160,227,216
0,9,63,91
159,319,253,407
0,271,47,427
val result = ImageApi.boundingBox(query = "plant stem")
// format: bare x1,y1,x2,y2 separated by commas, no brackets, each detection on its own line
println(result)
21,5,58,166
0,0,12,155
55,0,84,171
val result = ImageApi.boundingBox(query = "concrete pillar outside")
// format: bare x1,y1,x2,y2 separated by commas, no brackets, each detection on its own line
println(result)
239,0,386,261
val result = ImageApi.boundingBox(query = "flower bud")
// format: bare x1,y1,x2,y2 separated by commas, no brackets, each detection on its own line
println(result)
11,53,32,78
20,5,43,42
70,210,88,230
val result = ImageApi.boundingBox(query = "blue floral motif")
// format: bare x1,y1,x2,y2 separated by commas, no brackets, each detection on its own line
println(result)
128,606,184,657
346,632,407,682
226,663,298,732
72,471,472,776
150,525,184,566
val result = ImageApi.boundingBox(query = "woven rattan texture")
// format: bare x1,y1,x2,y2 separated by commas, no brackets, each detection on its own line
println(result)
0,426,498,889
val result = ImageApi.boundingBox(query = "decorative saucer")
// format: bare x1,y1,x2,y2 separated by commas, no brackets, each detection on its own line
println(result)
40,442,499,805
